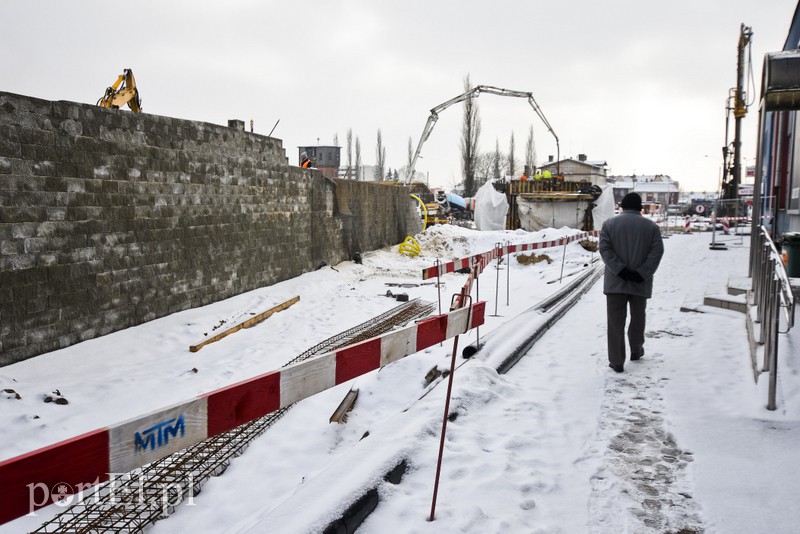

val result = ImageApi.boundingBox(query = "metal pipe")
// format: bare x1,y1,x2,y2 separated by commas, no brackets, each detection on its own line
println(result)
506,241,511,306
767,290,779,411
435,259,442,317
493,242,501,316
429,333,461,521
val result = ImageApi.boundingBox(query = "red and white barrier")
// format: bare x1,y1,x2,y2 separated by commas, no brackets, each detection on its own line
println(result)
421,231,598,280
717,216,750,221
0,301,486,526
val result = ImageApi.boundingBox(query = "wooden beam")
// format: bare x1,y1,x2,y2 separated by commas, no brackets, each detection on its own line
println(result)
189,296,300,352
518,192,595,201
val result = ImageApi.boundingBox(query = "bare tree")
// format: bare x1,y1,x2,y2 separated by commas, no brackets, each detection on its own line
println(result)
474,153,494,187
375,129,386,181
346,128,353,179
461,75,481,197
494,139,501,181
476,150,509,187
355,136,362,181
477,146,506,186
508,132,516,179
526,125,536,173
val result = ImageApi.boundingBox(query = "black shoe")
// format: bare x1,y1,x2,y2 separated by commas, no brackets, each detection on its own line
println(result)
609,363,624,373
630,350,644,361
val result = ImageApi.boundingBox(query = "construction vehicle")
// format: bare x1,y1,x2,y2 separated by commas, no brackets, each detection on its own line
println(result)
97,68,142,112
406,85,560,182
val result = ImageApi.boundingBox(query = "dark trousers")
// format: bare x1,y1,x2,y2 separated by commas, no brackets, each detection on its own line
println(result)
606,293,647,366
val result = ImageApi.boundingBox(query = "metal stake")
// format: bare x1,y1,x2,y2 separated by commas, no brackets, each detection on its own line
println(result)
558,239,568,284
475,268,480,345
435,259,442,316
505,240,511,306
492,242,501,316
429,333,460,521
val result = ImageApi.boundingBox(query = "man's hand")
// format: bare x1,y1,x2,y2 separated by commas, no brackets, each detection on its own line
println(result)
619,267,645,283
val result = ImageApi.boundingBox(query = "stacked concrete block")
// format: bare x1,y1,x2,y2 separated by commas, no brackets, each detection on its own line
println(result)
0,92,420,365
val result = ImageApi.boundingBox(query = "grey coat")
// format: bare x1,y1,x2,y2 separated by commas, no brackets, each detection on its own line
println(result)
599,209,664,298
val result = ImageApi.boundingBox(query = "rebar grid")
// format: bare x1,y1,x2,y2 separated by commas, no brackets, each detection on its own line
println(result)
33,299,435,533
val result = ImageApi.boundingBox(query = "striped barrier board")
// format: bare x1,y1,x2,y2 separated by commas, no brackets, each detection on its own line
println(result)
451,232,599,309
0,301,486,526
422,231,598,280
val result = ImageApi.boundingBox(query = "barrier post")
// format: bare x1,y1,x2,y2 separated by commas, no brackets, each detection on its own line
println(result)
429,293,471,522
505,240,511,306
558,238,568,284
767,276,780,410
492,242,502,317
435,259,442,316
474,263,481,345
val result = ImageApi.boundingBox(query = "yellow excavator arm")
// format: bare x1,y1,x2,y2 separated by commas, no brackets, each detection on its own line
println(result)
97,68,142,112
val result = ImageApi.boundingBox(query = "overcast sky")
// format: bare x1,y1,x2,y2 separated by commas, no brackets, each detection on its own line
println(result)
3,1,798,192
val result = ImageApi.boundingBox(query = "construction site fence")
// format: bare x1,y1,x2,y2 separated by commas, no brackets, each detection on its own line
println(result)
421,231,598,281
751,226,796,410
500,180,593,195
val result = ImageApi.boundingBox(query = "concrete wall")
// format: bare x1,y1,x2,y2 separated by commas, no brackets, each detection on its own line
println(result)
0,92,421,366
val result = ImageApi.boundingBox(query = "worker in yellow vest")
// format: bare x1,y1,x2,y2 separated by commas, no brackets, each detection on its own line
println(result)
542,169,552,179
533,170,543,180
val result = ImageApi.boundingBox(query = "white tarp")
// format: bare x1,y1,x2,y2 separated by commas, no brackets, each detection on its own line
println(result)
592,184,616,231
517,199,584,231
474,181,509,231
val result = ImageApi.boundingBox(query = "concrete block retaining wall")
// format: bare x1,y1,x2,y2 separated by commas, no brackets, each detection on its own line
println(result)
0,92,421,365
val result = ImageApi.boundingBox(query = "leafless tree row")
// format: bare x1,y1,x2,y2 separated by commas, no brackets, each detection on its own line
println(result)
334,75,539,187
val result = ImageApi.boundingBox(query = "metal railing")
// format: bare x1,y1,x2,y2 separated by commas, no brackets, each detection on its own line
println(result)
751,226,796,410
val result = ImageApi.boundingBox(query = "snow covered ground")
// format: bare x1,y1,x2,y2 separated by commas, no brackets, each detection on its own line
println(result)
2,224,799,533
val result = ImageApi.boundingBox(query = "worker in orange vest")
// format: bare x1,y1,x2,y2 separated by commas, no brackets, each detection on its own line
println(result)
300,151,311,168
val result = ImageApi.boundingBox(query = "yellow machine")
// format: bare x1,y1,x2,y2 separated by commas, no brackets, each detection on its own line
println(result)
97,69,142,112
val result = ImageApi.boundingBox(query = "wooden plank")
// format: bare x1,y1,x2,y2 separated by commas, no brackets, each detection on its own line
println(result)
108,398,208,474
280,352,337,408
0,429,110,525
518,192,595,201
189,296,300,352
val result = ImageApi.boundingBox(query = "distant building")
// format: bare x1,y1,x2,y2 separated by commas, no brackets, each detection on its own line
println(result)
539,154,608,186
298,145,340,179
608,174,680,206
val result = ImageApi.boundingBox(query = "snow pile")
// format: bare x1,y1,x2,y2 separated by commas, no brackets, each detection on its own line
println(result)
2,226,799,534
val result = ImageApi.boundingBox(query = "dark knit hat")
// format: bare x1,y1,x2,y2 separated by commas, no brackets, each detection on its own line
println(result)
620,192,642,211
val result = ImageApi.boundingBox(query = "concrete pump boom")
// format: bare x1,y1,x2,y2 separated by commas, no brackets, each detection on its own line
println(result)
406,84,559,182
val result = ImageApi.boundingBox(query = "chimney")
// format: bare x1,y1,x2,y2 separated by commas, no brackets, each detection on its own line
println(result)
578,153,587,162
548,155,554,162
228,119,245,131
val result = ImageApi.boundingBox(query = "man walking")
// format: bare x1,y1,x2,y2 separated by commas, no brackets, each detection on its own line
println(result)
599,193,664,373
